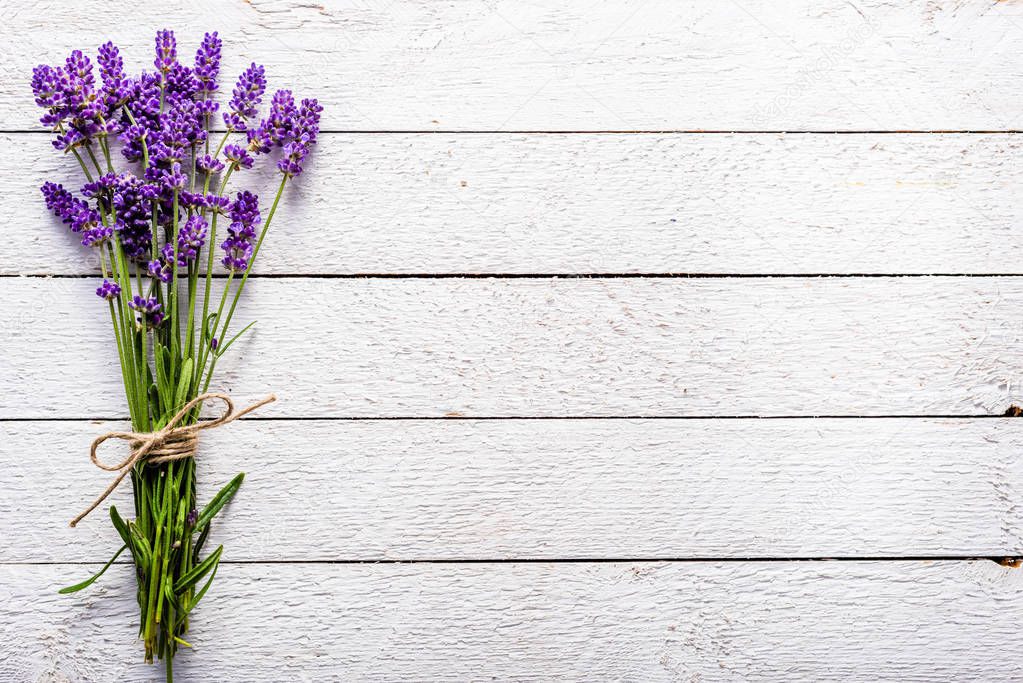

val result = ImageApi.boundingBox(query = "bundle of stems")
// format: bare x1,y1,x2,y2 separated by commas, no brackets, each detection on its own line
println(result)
32,29,320,678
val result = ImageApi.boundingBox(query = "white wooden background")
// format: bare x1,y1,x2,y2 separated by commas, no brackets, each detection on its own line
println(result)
2,1,1023,680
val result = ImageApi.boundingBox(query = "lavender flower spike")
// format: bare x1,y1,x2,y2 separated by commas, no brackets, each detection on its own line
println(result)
222,190,260,272
194,32,222,94
223,63,266,131
128,295,164,327
96,279,121,300
154,29,177,73
97,41,129,110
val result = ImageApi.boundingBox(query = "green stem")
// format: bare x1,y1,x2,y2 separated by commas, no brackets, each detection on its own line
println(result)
202,176,288,391
195,166,236,390
169,190,181,368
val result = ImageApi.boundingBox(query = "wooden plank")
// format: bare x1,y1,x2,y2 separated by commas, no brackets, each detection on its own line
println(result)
1,277,1020,419
5,1,1023,131
5,418,1020,562
3,561,1021,680
8,132,1023,275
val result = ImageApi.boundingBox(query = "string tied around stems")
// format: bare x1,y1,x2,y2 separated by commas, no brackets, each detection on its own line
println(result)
70,392,276,527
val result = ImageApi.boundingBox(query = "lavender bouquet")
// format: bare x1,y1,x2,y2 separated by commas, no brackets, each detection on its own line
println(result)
31,30,320,677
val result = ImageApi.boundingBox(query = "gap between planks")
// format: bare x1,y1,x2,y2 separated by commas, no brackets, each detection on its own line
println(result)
5,130,1023,135
10,273,1023,279
4,557,1021,566
4,414,1022,422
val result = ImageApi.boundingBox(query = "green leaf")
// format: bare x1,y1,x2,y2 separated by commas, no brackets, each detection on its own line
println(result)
129,522,153,567
174,357,193,410
193,521,211,561
174,545,222,594
164,580,182,612
204,313,219,343
182,552,221,615
109,505,130,546
216,320,257,357
58,544,127,594
194,473,244,531
153,344,172,411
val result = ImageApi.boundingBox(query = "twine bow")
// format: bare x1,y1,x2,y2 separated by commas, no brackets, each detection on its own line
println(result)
70,392,276,527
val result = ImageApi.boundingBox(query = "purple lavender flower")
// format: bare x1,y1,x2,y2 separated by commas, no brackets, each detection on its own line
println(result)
248,91,322,176
156,162,188,191
50,49,106,147
295,97,323,145
31,65,67,113
65,49,95,92
204,194,231,214
150,98,204,163
196,154,224,174
223,63,266,131
276,98,321,176
41,182,87,228
110,174,154,261
164,62,198,104
277,141,308,178
32,35,324,660
154,30,177,73
147,258,172,283
96,279,121,300
221,190,260,272
97,42,129,111
251,89,297,151
128,295,164,327
40,182,102,236
194,32,221,96
81,172,119,199
224,144,254,170
119,73,161,161
150,213,208,276
81,223,114,247
175,214,208,264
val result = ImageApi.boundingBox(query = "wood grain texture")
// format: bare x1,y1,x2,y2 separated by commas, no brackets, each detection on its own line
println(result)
4,1,1023,131
9,132,1023,275
3,276,1021,419
4,418,1021,562
3,561,1021,681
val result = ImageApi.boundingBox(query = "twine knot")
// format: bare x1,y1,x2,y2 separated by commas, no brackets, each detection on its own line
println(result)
70,392,276,527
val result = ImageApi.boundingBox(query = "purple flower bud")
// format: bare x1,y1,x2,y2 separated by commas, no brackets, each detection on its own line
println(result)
194,32,222,96
65,50,95,91
128,295,164,327
204,194,231,215
164,62,198,104
97,41,129,109
111,174,154,262
154,29,177,73
224,143,254,170
81,223,114,247
176,214,209,264
296,97,323,145
197,154,225,174
186,508,199,527
96,279,121,301
277,140,309,177
244,127,272,155
148,258,172,283
31,64,67,111
223,63,266,130
252,89,297,151
222,190,260,272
